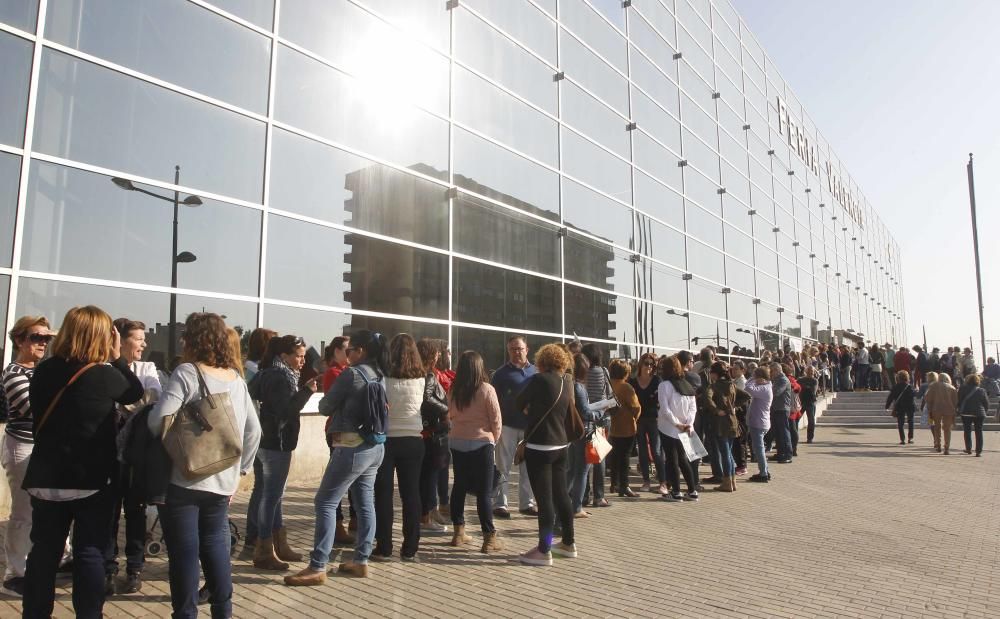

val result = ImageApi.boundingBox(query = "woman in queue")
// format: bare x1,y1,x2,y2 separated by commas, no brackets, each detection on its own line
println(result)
657,355,699,502
957,374,990,456
416,338,451,533
22,306,144,618
567,354,603,517
515,343,578,565
147,312,261,617
702,361,750,493
628,352,666,494
285,330,388,585
607,359,641,498
373,334,426,561
248,335,318,571
446,351,503,553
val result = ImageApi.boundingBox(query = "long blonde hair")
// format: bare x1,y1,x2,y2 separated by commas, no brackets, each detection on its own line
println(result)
50,306,114,364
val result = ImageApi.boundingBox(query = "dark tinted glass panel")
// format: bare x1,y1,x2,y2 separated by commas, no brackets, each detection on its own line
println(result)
558,29,627,114
0,0,37,31
207,0,274,29
452,326,535,374
563,179,632,248
15,277,257,371
263,303,446,361
266,215,447,318
269,129,447,249
453,259,560,333
454,127,559,220
564,284,633,343
46,0,271,113
361,0,449,51
455,10,556,115
0,153,19,268
562,129,631,203
559,1,626,71
33,50,265,203
0,32,32,147
454,66,558,166
453,196,560,276
23,161,261,296
463,0,556,63
275,46,447,180
564,233,635,296
279,0,447,115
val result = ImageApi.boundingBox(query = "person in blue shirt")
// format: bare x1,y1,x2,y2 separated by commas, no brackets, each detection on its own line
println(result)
489,335,538,518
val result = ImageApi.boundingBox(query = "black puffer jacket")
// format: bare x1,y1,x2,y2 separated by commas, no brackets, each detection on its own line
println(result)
249,367,314,452
957,384,989,418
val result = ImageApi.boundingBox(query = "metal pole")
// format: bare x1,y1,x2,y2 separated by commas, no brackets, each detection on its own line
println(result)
169,165,180,363
968,154,987,370
922,325,927,351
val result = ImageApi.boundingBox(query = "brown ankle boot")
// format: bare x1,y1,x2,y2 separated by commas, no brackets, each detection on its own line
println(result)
714,476,734,492
334,521,355,545
253,538,289,571
284,566,325,587
480,531,503,553
274,527,302,562
336,561,368,578
450,524,472,547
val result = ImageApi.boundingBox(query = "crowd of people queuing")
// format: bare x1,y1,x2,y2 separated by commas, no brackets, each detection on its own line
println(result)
0,305,996,617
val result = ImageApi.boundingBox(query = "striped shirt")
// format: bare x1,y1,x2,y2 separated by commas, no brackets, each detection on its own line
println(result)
2,362,35,442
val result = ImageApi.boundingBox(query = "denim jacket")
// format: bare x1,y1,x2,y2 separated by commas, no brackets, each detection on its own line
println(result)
319,362,381,434
574,380,606,437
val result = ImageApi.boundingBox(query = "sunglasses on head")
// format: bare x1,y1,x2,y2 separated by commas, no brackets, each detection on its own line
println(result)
27,333,53,344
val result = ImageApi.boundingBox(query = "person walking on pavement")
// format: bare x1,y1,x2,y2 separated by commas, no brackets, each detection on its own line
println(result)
957,374,989,456
925,373,958,454
490,336,538,518
886,371,916,445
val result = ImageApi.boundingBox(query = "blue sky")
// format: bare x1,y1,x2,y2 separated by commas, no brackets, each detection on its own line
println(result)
732,0,1000,358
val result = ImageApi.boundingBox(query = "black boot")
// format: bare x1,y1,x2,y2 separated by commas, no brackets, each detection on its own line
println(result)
122,571,142,594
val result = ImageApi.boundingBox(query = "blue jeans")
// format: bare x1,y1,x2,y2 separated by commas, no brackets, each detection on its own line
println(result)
715,436,735,477
749,428,768,477
245,456,263,542
770,411,792,460
309,443,384,569
565,439,592,513
256,448,292,539
702,430,722,478
857,365,870,390
635,418,665,483
160,485,232,619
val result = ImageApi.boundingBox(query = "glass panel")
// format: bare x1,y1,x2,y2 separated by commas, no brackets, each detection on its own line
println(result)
454,195,560,276
629,45,678,114
275,45,447,179
561,129,631,203
361,0,450,51
628,8,676,71
455,9,557,115
639,214,686,270
632,1,675,48
266,214,448,318
559,0,626,71
452,326,537,374
634,171,684,229
564,234,634,295
0,32,32,147
688,312,726,351
0,153,19,268
453,258,560,333
34,49,266,203
279,0,448,115
16,277,258,371
269,128,448,249
454,66,558,166
559,29,628,114
23,160,261,296
586,0,626,30
561,80,629,158
686,237,724,283
565,284,634,343
463,0,556,63
688,277,725,318
633,130,682,192
454,127,559,220
631,87,681,155
757,274,779,304
46,0,271,113
206,0,274,29
727,291,756,328
0,0,37,31
263,303,447,362
685,201,722,247
563,179,632,248
646,261,689,310
724,224,754,264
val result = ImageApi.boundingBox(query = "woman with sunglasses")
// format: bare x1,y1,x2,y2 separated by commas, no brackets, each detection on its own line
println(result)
1,316,56,597
247,335,318,571
628,352,666,494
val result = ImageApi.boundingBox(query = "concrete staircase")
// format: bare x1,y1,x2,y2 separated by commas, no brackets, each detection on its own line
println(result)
819,390,1000,429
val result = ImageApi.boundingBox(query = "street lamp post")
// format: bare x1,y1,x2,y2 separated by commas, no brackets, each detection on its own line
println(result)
111,167,201,361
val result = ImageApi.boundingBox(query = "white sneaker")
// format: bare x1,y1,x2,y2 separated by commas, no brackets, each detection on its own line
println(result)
429,510,451,531
550,543,577,558
519,548,553,566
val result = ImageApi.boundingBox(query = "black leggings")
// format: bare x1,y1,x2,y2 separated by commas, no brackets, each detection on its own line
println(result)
525,447,574,553
896,410,914,442
449,445,495,534
962,416,984,454
660,433,695,495
609,436,635,492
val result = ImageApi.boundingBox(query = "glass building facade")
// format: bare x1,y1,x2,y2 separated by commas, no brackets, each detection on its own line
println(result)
0,0,906,369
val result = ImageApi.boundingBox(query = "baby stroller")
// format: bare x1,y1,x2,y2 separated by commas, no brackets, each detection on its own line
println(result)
145,506,242,557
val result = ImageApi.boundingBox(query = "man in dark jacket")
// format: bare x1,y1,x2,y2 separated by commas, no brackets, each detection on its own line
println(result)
768,362,793,463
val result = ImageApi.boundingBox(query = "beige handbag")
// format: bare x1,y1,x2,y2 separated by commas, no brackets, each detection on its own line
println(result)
162,364,242,480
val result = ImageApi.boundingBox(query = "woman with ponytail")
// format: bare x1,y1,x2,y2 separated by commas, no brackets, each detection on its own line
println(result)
285,330,389,586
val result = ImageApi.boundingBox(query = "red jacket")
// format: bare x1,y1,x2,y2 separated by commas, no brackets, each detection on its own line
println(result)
322,363,348,393
893,351,912,372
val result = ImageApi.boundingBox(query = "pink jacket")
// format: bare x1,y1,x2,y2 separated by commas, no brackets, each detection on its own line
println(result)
448,383,502,443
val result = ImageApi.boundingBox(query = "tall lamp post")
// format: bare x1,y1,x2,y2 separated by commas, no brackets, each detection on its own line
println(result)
967,154,987,369
111,166,201,361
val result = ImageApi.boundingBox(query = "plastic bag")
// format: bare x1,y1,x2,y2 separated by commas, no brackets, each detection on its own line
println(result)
678,431,709,462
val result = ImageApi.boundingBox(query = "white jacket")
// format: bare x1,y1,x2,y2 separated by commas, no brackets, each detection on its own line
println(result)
384,377,426,438
656,380,697,439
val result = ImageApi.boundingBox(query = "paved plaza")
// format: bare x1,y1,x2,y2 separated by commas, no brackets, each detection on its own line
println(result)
2,424,998,618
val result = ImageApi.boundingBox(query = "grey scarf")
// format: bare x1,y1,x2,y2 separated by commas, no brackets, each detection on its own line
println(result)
272,357,300,393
